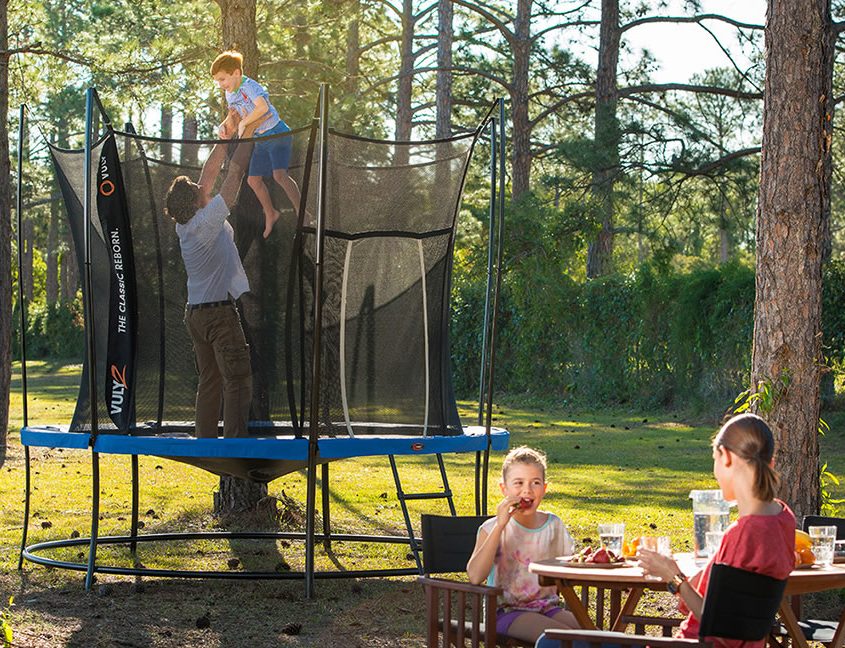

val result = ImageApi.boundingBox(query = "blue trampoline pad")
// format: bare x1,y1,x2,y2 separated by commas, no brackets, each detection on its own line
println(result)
20,426,509,482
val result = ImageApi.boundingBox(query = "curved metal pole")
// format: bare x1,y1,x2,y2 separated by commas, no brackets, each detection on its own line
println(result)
305,82,330,599
476,117,497,515
82,88,100,444
477,117,497,427
16,105,29,427
17,446,30,570
482,99,507,516
84,452,101,590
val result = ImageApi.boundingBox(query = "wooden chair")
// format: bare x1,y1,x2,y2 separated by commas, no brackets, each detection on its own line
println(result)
775,515,845,645
537,563,787,647
418,514,533,647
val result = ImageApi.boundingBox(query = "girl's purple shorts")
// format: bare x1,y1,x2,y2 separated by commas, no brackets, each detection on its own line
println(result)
496,606,564,635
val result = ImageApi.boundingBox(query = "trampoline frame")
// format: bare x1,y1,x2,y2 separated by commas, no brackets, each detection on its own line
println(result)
15,85,509,597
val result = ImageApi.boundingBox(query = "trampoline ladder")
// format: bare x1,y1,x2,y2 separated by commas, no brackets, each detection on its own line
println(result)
388,453,456,573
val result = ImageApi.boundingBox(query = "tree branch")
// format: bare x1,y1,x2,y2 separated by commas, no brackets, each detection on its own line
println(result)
620,13,764,34
620,83,762,100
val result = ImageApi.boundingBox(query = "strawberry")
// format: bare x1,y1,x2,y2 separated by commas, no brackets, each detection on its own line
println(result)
592,547,611,563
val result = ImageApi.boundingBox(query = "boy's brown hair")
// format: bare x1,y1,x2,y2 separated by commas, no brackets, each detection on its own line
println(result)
501,446,547,481
211,51,243,76
164,176,199,225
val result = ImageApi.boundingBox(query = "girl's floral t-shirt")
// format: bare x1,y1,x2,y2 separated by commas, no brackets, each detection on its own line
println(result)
480,513,575,612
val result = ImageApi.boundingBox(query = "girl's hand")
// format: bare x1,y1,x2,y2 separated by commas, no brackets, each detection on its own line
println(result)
495,496,520,530
637,548,679,582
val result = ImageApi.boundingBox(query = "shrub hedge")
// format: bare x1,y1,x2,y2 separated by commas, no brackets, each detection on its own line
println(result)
451,259,845,408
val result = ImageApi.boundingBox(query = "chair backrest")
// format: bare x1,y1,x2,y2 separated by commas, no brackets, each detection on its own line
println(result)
802,515,845,539
699,563,787,640
421,514,490,575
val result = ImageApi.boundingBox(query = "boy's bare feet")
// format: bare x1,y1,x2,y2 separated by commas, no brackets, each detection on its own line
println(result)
263,208,280,239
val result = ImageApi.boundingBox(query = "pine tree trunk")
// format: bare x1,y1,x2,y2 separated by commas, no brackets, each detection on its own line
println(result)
435,0,453,139
215,0,267,516
345,2,360,98
22,217,33,301
509,0,532,200
394,0,414,165
181,113,198,167
46,193,59,304
160,106,172,163
751,0,832,520
586,0,620,278
61,227,78,303
0,0,11,450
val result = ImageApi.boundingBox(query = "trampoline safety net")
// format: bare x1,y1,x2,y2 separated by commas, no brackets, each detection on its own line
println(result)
49,123,480,440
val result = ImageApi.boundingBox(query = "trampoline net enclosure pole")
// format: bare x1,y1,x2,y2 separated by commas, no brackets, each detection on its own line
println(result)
16,104,29,427
82,88,100,443
305,82,330,599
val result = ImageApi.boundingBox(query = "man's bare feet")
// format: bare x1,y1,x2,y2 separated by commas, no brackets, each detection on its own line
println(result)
263,208,280,239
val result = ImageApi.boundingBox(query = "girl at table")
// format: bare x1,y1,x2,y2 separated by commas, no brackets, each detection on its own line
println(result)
467,446,578,643
638,413,796,647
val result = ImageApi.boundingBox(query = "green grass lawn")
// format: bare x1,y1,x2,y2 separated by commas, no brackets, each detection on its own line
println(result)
3,360,845,646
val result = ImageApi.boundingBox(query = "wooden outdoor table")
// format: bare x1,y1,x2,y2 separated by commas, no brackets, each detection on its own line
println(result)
529,553,845,646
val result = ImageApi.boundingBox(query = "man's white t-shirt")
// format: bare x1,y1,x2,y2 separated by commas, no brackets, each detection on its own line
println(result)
176,194,249,304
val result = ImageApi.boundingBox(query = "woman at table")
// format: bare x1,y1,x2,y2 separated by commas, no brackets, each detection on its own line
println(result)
638,412,796,647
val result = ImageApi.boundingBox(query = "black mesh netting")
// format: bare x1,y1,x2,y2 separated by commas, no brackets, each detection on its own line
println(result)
50,124,479,439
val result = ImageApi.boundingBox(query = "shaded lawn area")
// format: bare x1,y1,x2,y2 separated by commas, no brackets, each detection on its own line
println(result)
2,361,845,646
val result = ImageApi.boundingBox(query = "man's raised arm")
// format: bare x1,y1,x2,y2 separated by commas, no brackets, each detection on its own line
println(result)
219,141,254,209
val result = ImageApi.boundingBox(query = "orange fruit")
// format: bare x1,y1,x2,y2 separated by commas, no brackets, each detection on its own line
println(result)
795,530,812,552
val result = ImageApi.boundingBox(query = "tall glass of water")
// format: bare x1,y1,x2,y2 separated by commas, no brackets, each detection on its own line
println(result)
689,490,731,560
809,526,837,567
598,523,625,555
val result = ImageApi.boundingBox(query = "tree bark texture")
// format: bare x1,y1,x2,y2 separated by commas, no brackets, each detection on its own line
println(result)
160,106,172,163
215,0,267,514
586,0,620,278
181,113,198,168
751,0,832,520
509,0,532,199
0,0,11,449
435,0,453,139
395,0,414,165
46,194,59,304
215,0,258,74
345,1,360,98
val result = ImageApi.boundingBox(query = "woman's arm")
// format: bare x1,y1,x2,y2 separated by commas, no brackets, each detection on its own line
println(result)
637,549,704,619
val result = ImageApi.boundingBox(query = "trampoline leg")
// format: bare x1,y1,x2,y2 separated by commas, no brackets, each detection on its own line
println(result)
130,454,139,555
85,452,101,591
18,446,31,570
321,462,331,551
436,454,456,517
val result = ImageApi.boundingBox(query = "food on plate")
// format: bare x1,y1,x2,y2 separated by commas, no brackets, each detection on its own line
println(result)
794,530,815,567
569,545,624,564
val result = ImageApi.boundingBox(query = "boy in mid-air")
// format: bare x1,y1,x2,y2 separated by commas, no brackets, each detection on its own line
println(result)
211,50,302,238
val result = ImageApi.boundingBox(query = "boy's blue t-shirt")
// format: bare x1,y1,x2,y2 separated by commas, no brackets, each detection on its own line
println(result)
226,76,281,134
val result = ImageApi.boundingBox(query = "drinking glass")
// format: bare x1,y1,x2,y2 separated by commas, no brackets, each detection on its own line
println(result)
598,523,625,555
809,525,837,567
639,535,671,580
705,530,725,557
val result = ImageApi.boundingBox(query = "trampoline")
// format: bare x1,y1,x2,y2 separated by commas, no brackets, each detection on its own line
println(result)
15,85,508,595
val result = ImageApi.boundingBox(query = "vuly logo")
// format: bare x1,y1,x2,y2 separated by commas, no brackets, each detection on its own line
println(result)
99,154,115,196
109,364,128,414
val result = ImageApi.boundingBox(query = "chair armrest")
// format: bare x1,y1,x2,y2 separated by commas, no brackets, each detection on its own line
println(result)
417,575,502,597
542,629,709,648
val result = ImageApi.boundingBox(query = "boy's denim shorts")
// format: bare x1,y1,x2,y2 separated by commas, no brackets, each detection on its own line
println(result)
249,121,293,176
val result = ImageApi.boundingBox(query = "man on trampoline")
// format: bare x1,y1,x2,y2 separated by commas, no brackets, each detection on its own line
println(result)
164,140,255,438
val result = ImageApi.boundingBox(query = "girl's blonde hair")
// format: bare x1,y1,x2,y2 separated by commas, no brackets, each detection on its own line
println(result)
501,446,547,481
715,413,779,501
